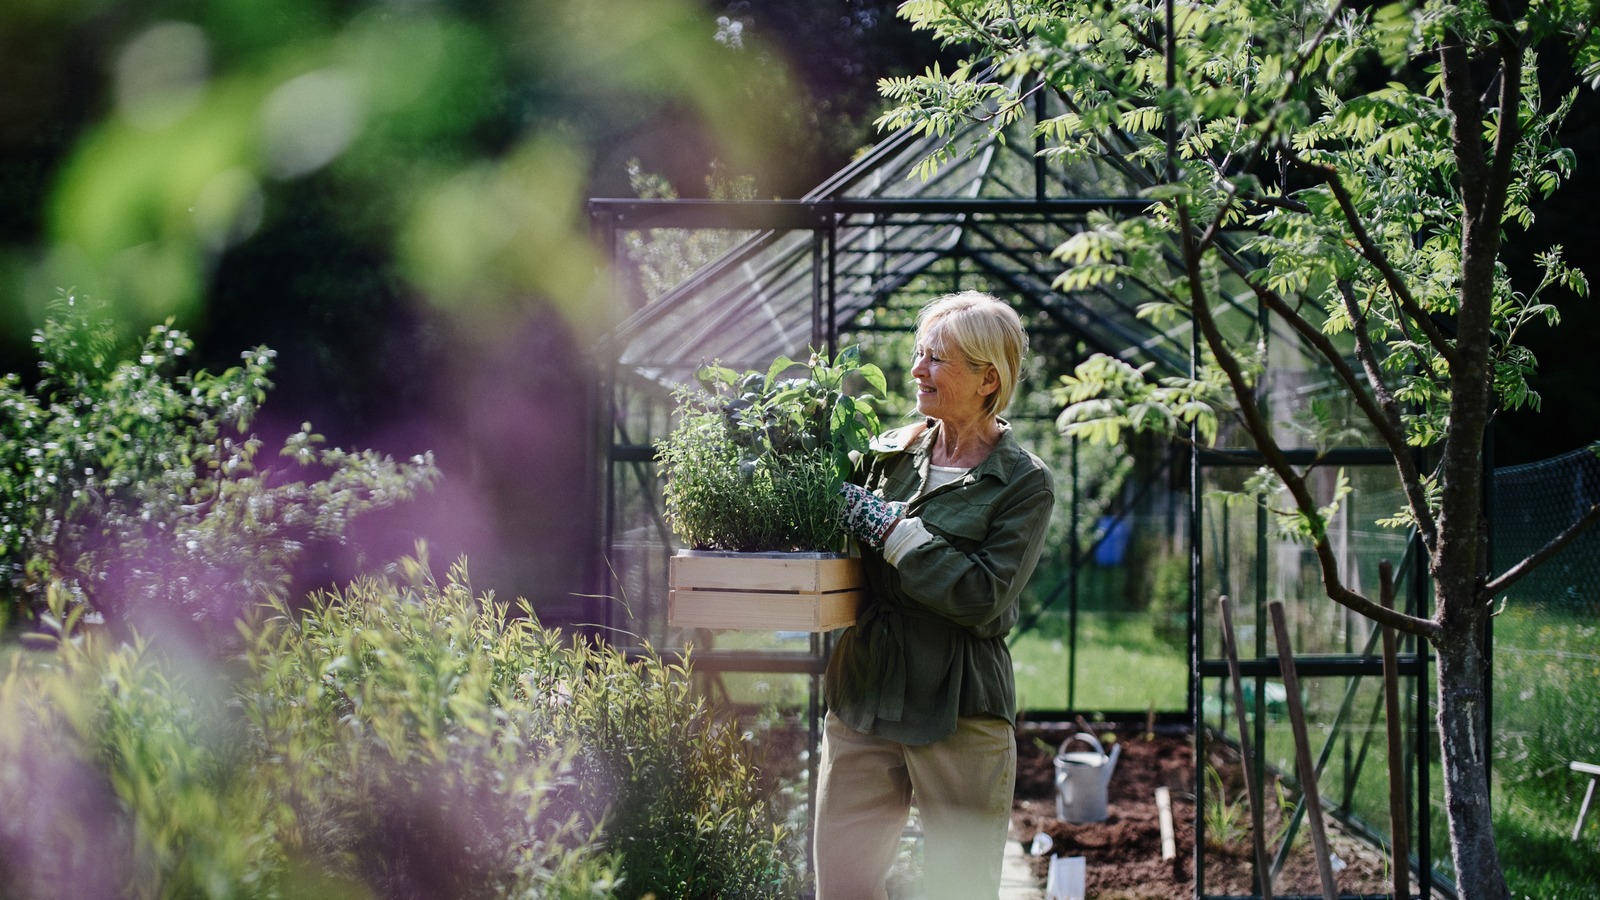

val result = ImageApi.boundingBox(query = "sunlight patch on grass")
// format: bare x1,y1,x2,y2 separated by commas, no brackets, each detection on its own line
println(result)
1011,612,1187,713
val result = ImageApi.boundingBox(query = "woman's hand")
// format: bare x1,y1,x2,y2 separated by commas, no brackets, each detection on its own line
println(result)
838,483,906,550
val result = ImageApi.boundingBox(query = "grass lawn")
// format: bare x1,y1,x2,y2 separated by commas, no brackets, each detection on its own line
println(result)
1486,604,1600,899
1011,610,1188,714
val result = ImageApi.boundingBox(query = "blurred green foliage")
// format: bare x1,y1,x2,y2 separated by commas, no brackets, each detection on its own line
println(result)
0,294,438,637
0,0,948,611
0,554,804,898
2,1,763,325
0,0,919,339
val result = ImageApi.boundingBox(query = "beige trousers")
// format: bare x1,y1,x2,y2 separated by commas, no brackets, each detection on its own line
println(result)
813,712,1016,900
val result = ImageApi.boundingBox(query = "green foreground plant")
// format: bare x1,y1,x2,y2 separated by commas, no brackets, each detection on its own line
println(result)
659,346,886,552
0,556,804,899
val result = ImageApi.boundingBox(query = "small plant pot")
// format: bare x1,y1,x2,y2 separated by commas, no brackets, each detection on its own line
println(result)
668,550,864,632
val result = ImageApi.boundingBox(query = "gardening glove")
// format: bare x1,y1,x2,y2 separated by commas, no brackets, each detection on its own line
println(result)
838,482,906,551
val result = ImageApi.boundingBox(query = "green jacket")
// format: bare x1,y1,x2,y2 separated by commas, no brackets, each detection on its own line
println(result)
825,419,1055,745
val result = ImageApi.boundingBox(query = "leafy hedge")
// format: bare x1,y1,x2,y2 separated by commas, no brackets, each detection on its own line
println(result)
0,559,805,898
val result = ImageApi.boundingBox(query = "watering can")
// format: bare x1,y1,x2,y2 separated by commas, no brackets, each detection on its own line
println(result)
1053,732,1121,823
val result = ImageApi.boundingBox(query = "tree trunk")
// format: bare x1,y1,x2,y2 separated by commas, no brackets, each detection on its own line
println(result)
1433,606,1509,900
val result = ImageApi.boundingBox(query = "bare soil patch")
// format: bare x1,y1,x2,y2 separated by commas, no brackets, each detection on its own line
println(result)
1012,724,1393,899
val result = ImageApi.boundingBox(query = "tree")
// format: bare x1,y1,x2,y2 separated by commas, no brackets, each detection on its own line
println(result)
876,0,1598,896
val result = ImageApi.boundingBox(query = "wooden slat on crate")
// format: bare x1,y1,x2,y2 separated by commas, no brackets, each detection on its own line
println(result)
670,554,862,593
669,588,861,631
668,554,863,632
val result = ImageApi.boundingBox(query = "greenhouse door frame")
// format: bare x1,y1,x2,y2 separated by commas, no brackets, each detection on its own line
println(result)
1189,444,1438,900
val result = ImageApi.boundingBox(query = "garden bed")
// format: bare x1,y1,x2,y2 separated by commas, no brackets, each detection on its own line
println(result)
1011,723,1393,898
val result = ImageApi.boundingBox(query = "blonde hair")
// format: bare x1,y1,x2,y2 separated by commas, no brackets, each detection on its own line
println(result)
916,291,1027,416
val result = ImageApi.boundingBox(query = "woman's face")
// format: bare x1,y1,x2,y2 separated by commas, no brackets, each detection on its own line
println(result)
910,331,997,423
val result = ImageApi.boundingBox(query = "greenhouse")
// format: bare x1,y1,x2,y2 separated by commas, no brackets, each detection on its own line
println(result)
587,80,1488,898
7,1,1600,898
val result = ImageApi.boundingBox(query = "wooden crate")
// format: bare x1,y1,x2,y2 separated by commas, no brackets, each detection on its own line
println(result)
668,553,863,632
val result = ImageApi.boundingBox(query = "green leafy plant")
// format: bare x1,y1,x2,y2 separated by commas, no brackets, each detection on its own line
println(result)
247,556,805,898
1202,763,1248,853
552,635,805,898
1,550,805,898
1202,758,1302,860
0,294,439,639
658,346,886,552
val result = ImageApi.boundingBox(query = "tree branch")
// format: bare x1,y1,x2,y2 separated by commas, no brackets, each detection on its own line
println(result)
1440,41,1491,219
974,79,1048,126
1242,192,1312,215
1177,204,1440,639
1485,500,1600,597
1288,153,1463,369
1332,277,1441,551
1051,87,1166,190
1210,244,1442,554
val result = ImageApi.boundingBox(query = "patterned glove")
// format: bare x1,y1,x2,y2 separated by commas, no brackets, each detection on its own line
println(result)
839,483,906,551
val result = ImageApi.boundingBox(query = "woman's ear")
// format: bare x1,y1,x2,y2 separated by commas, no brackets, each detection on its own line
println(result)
980,364,1000,397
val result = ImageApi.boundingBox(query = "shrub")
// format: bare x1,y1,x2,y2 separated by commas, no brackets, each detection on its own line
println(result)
0,590,290,898
0,294,439,639
0,554,804,898
241,555,617,899
552,638,804,899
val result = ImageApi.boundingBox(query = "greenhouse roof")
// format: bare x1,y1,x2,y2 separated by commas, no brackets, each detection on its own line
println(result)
593,87,1239,389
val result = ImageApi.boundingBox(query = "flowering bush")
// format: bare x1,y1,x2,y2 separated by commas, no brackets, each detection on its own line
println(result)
0,294,438,639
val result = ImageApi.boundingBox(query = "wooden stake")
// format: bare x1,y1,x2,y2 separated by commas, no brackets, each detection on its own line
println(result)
1218,595,1274,900
1268,600,1338,900
1156,786,1176,860
1380,561,1412,900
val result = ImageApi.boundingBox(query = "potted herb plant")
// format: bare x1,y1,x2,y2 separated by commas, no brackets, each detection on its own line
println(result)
658,346,886,631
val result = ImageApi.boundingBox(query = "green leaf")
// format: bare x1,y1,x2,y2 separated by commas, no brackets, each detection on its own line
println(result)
858,362,888,396
764,356,797,390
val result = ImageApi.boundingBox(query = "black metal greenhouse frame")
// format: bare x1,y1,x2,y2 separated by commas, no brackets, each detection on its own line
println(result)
588,83,1449,898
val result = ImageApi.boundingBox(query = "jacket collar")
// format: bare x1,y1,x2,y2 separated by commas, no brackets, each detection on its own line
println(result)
874,417,1025,485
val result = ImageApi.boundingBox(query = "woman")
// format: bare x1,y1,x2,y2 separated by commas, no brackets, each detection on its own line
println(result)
816,291,1056,900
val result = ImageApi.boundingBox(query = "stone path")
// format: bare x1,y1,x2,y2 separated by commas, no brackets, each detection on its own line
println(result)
999,828,1045,899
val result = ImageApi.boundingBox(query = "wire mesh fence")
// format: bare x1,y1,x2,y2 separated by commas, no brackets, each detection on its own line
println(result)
1493,446,1600,615
1484,446,1600,894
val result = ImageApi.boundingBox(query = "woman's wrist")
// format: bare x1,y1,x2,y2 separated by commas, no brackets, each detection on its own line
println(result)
882,516,931,566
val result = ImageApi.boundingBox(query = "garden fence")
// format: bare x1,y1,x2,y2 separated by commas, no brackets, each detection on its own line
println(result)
1488,446,1600,853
